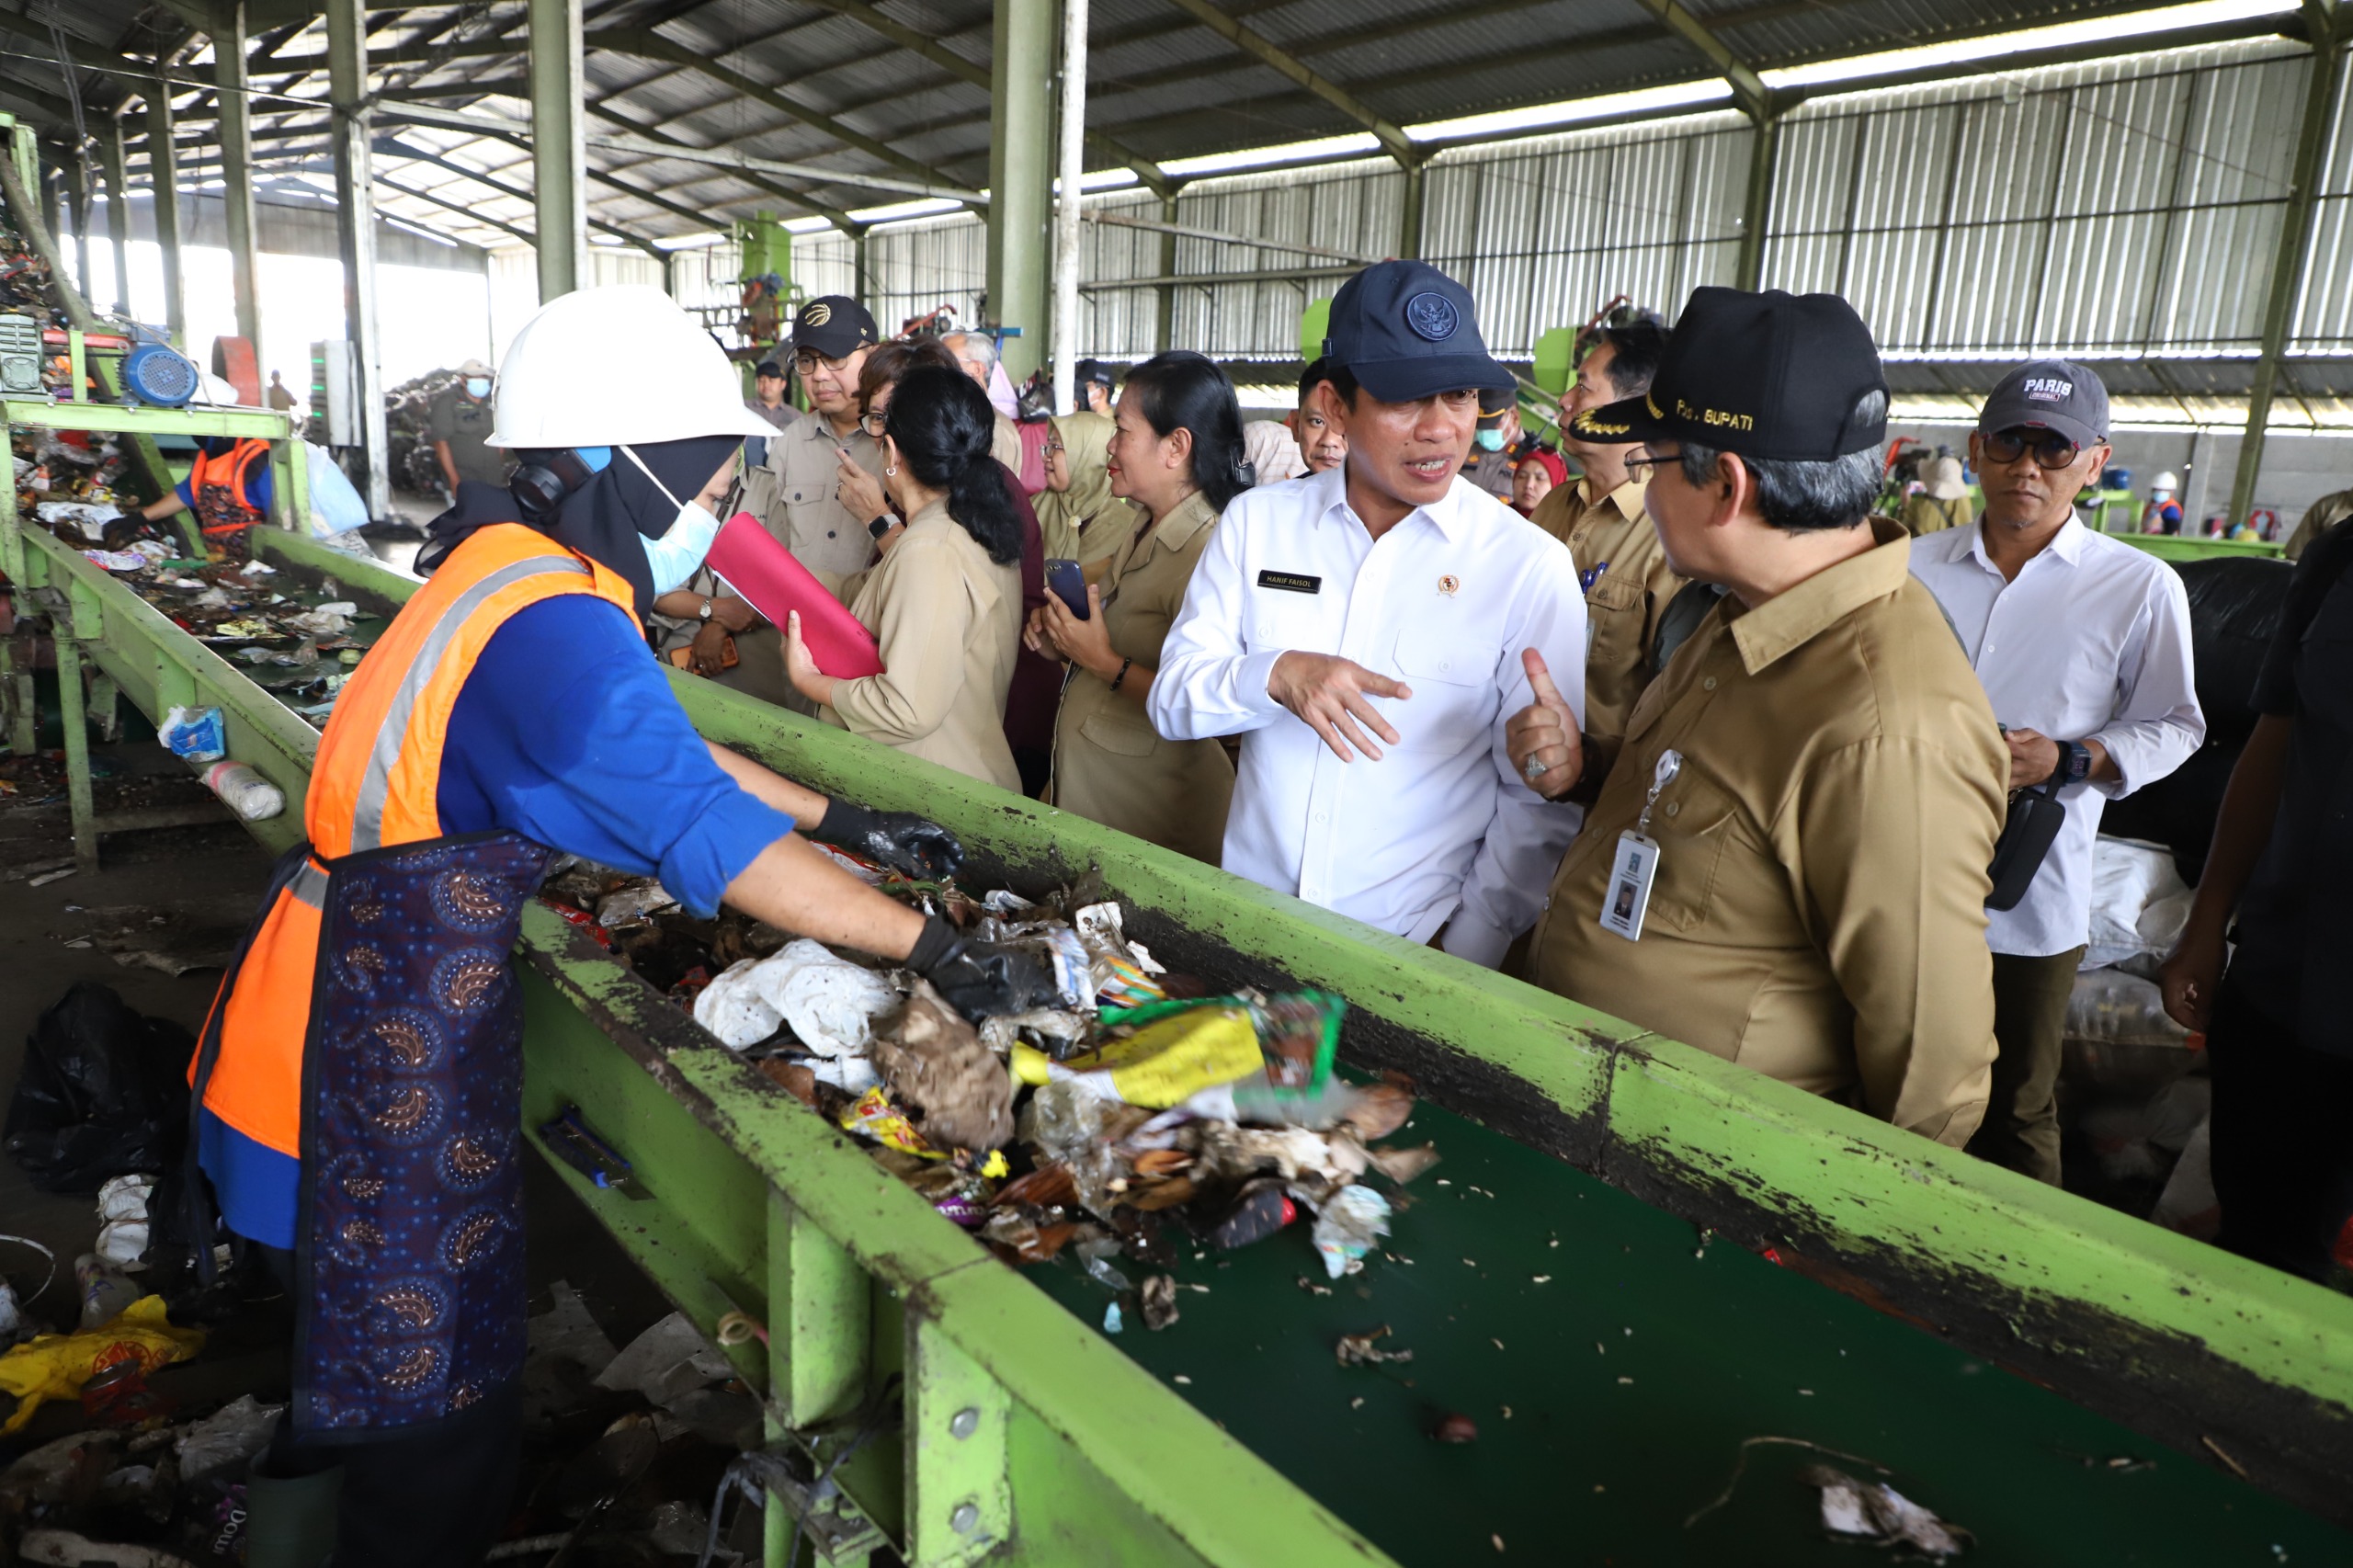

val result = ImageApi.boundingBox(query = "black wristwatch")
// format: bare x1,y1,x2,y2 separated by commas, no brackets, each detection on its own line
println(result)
867,514,894,540
2058,740,2093,785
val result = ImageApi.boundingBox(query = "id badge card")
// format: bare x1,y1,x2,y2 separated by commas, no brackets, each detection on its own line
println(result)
1597,748,1681,943
1599,832,1658,941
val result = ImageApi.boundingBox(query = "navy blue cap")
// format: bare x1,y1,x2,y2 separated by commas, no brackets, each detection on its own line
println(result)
1571,286,1889,462
1322,260,1516,404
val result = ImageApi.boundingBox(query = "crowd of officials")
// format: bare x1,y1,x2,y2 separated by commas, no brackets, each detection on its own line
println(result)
602,265,2349,1284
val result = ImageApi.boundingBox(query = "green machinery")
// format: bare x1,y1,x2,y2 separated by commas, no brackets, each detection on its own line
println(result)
4,472,2350,1562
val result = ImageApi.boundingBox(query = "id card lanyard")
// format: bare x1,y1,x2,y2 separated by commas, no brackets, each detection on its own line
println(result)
1598,749,1681,942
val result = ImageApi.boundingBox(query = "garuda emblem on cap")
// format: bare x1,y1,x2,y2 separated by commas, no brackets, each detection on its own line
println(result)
804,301,834,326
1404,291,1458,342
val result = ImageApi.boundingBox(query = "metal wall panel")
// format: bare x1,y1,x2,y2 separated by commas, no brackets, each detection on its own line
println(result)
757,38,2345,374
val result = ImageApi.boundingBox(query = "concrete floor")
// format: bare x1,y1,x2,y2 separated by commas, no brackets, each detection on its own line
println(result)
0,722,671,1451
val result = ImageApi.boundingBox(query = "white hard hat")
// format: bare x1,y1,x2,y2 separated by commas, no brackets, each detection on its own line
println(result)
487,284,775,449
2153,471,2179,494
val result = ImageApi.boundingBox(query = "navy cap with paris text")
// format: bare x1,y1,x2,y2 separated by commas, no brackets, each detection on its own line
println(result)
1978,358,2109,449
1322,260,1517,404
1571,286,1889,461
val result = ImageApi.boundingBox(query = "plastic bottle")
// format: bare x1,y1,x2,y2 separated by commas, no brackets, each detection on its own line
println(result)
202,760,285,822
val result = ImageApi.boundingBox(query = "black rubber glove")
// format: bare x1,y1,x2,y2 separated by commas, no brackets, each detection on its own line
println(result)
906,915,1062,1020
811,797,965,882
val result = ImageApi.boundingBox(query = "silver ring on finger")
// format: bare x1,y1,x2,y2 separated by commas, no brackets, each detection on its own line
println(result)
1522,752,1549,783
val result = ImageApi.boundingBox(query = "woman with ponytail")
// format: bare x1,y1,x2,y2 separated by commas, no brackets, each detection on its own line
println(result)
786,365,1025,790
1024,351,1250,861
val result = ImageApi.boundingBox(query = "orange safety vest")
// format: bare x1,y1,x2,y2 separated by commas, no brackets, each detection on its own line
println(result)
190,437,270,547
189,522,635,1434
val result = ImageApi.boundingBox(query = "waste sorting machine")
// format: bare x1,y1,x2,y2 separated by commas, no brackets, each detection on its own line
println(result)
5,491,2349,1566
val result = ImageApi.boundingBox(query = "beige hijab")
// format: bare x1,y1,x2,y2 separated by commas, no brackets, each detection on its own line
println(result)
1035,412,1135,568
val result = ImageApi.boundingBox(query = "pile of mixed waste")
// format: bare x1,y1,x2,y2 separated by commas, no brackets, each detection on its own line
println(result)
538,858,1440,1326
25,508,371,730
14,428,132,517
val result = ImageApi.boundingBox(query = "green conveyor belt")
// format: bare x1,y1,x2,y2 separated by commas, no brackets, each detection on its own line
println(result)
1029,1092,2349,1565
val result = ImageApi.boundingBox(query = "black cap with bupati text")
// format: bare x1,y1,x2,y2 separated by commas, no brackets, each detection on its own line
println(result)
1570,286,1889,461
787,295,879,360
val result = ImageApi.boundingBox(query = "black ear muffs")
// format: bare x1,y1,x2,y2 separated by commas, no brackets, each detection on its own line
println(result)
509,448,600,524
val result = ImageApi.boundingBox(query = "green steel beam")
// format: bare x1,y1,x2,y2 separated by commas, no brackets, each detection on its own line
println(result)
2227,21,2346,529
326,0,392,521
1631,0,1773,121
214,0,264,348
1155,0,1417,166
1735,108,1780,290
988,0,1053,381
144,82,186,347
529,0,587,303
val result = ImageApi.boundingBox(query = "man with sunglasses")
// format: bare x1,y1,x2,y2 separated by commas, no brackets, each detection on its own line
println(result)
1910,361,2203,1186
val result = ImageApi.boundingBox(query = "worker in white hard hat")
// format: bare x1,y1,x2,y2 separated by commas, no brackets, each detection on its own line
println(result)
2143,470,2184,534
199,284,1056,1568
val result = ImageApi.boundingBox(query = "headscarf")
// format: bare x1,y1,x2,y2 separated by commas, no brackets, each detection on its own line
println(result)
1242,420,1306,486
1033,412,1119,563
1511,449,1569,517
415,434,741,619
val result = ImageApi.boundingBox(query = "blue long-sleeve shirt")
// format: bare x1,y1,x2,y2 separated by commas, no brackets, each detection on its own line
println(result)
201,594,794,1246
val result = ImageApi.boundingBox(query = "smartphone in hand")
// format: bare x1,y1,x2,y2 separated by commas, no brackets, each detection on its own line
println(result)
1045,558,1090,619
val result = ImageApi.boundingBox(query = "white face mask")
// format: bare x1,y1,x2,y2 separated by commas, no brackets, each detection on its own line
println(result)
621,446,722,596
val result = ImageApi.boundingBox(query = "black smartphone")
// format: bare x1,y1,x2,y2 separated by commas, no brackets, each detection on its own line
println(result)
1045,558,1090,619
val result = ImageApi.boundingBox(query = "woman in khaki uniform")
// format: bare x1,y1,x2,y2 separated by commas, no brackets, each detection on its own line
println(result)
1026,352,1254,861
1035,411,1134,574
784,367,1025,791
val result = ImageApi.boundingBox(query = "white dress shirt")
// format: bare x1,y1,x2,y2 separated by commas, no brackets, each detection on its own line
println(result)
1149,464,1589,966
1910,515,2205,958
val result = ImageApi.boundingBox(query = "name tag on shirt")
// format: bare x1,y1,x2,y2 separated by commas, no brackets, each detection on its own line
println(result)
1599,832,1659,941
1257,570,1322,594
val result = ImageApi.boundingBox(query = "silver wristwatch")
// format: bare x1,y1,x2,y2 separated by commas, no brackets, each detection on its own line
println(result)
698,597,713,621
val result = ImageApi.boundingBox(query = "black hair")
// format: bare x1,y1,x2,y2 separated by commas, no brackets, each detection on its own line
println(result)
858,336,961,413
1297,357,1334,403
883,365,1023,565
1120,350,1255,513
1593,311,1670,399
1320,361,1361,407
1675,390,1888,534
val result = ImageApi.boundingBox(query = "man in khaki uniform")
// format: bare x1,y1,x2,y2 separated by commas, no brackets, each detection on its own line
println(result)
1529,311,1684,789
1901,454,1973,536
943,331,1026,476
1510,287,2006,1146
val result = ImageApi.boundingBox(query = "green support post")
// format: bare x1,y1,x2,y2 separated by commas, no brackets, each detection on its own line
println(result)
529,0,586,303
214,0,263,349
145,83,186,347
1735,110,1780,290
101,119,131,317
1154,194,1178,353
2227,22,2346,530
904,1317,1012,1567
1395,163,1424,261
987,0,1053,381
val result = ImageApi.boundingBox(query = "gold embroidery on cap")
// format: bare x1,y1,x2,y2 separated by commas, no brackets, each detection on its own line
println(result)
1574,412,1631,436
1674,395,1754,431
1645,392,1663,417
804,302,834,327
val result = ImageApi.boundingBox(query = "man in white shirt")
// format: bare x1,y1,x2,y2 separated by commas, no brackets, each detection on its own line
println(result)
1150,260,1588,967
1911,359,2204,1185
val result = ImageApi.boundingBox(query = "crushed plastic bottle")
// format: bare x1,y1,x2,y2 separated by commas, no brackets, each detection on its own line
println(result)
1312,1186,1392,1279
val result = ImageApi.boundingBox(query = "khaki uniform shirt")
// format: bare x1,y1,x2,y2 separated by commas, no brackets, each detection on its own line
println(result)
1901,494,1974,537
756,415,886,580
1050,491,1234,863
824,499,1023,791
1529,474,1684,765
1530,519,2005,1147
1460,449,1514,500
992,415,1025,482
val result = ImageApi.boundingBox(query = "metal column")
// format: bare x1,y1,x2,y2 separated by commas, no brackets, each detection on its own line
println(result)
2227,27,2346,531
529,0,586,303
1051,0,1088,413
63,167,94,305
1396,163,1424,261
987,0,1053,382
1735,111,1781,291
215,0,263,349
101,119,131,316
327,0,391,520
1154,193,1177,354
146,82,186,347
855,228,871,313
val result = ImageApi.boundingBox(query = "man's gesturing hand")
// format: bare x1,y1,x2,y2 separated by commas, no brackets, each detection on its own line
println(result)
1504,648,1583,801
1267,651,1410,762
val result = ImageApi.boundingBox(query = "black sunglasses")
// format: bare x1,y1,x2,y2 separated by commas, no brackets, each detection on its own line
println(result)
1980,426,2085,471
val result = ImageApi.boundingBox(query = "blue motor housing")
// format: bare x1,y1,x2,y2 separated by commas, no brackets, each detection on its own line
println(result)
121,340,201,407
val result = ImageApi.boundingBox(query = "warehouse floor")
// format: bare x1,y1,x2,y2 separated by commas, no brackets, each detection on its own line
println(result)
0,722,673,1451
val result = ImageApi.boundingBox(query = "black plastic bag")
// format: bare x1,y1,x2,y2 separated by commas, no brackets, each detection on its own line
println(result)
4,981,194,1193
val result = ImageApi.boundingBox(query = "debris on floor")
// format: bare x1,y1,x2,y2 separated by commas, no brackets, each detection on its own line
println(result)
1802,1464,1972,1560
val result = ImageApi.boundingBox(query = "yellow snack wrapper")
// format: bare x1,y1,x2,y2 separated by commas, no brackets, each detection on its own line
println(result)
1054,1006,1264,1108
836,1085,945,1160
0,1296,205,1435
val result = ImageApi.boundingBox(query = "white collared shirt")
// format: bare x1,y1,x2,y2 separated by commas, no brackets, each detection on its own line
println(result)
1910,514,2205,957
1149,465,1588,966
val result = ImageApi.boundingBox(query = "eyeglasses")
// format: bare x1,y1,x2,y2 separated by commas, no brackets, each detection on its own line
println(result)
1623,450,1677,478
796,350,857,375
858,409,889,437
1980,426,2083,471
1043,436,1065,456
